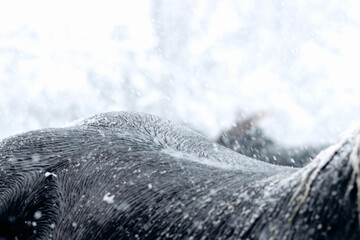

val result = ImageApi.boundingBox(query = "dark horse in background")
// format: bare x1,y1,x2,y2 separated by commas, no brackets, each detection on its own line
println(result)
0,112,359,239
216,113,325,167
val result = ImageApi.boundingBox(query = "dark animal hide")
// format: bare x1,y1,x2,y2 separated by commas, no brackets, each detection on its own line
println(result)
0,112,359,239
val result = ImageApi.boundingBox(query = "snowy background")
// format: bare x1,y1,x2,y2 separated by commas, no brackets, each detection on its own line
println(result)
1,0,360,146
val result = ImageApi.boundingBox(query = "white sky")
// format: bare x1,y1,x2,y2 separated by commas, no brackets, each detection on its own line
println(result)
1,0,360,145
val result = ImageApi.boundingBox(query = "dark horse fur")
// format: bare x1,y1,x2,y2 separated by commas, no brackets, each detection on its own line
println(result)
0,112,359,239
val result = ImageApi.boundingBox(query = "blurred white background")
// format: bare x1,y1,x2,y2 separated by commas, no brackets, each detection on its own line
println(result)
1,0,360,145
